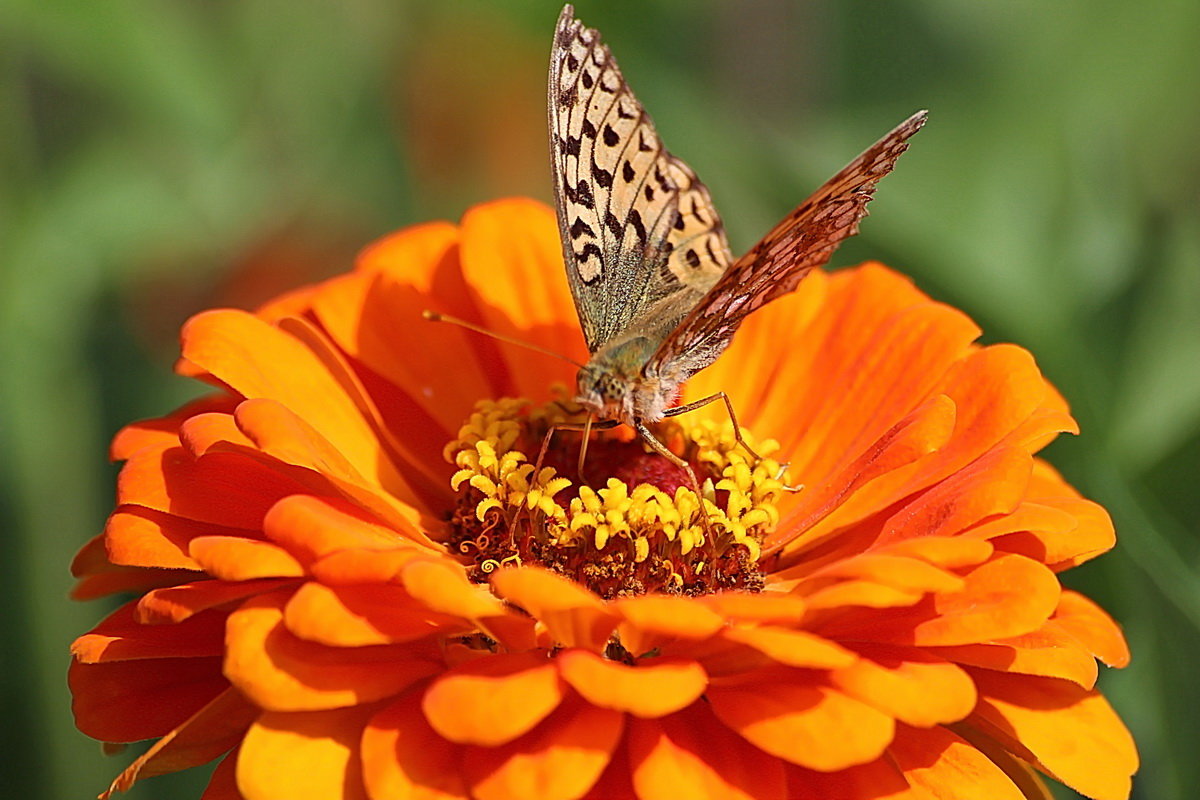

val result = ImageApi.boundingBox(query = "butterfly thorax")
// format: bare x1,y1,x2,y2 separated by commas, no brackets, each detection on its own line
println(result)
576,337,675,425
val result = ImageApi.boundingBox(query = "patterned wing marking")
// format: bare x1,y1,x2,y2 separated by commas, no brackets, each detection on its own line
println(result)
647,110,929,381
661,157,731,292
549,5,730,352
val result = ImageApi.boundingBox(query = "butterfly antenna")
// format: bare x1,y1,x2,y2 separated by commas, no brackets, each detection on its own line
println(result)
422,310,585,369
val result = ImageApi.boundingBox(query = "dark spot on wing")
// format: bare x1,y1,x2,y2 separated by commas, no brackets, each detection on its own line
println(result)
622,161,636,183
644,185,655,201
566,54,579,72
581,70,594,89
602,124,619,147
575,180,595,209
592,163,613,189
629,210,646,243
582,120,597,139
685,249,701,268
570,217,595,240
605,211,622,238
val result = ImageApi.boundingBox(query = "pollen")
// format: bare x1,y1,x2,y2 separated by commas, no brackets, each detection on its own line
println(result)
443,393,789,597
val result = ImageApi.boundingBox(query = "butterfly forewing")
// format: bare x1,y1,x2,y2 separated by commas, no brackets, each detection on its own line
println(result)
648,110,929,381
549,6,730,353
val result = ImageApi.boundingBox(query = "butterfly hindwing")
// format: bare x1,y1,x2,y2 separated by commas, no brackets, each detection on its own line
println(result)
549,6,730,353
648,110,929,382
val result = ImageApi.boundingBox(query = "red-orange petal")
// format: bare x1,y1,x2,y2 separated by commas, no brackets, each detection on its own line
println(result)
1052,590,1130,668
237,705,376,800
557,649,707,717
225,593,438,711
421,651,564,746
283,582,463,647
362,687,469,800
967,669,1138,800
461,694,623,800
190,536,306,580
887,724,1026,800
490,566,617,652
138,579,296,624
627,704,787,800
708,672,895,771
829,643,976,727
718,626,857,670
101,688,256,797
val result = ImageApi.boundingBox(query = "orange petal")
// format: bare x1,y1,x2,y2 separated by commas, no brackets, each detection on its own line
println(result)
612,594,726,656
180,411,255,457
784,756,911,800
119,446,312,529
105,505,231,570
180,309,413,500
771,394,957,560
879,536,994,570
1052,590,1130,668
312,268,488,440
363,687,469,800
225,593,438,711
284,582,463,646
69,656,226,742
830,643,976,727
927,625,1099,689
718,626,856,670
138,579,296,624
261,494,417,563
967,669,1138,800
627,704,787,800
888,724,1026,800
72,602,226,663
708,672,895,771
422,651,564,746
401,559,538,652
102,688,256,796
557,649,707,717
111,394,238,461
457,198,585,401
190,536,306,580
490,566,617,652
238,705,375,800
819,554,1060,647
699,592,808,623
809,553,965,595
877,447,1033,545
233,398,434,542
461,694,624,800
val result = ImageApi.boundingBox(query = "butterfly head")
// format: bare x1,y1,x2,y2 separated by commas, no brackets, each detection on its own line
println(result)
575,361,635,423
575,338,674,425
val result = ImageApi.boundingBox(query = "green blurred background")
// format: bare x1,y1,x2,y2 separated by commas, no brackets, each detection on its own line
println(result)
1,0,1196,797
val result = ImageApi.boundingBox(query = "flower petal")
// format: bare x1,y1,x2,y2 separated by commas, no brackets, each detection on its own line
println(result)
238,705,376,800
887,724,1026,800
461,694,623,800
70,656,226,742
225,593,438,711
627,704,787,800
284,582,465,647
830,643,976,727
363,687,469,800
490,566,617,652
102,688,256,797
718,626,856,670
190,536,306,580
1052,590,1130,668
708,671,895,771
557,649,707,717
966,670,1138,800
138,579,296,624
422,652,564,746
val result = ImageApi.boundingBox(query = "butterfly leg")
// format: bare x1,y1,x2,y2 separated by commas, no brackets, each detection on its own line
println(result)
533,418,620,482
663,391,763,461
633,420,715,538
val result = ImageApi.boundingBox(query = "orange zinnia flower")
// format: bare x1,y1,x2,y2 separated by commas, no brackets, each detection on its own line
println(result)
71,198,1136,800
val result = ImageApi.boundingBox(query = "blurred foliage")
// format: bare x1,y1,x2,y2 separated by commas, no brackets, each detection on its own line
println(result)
1,1,1196,798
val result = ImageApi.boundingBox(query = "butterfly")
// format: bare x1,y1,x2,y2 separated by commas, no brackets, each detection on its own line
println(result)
548,4,925,480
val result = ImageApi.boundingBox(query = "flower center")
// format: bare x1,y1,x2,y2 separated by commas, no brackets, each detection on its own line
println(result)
443,393,788,598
